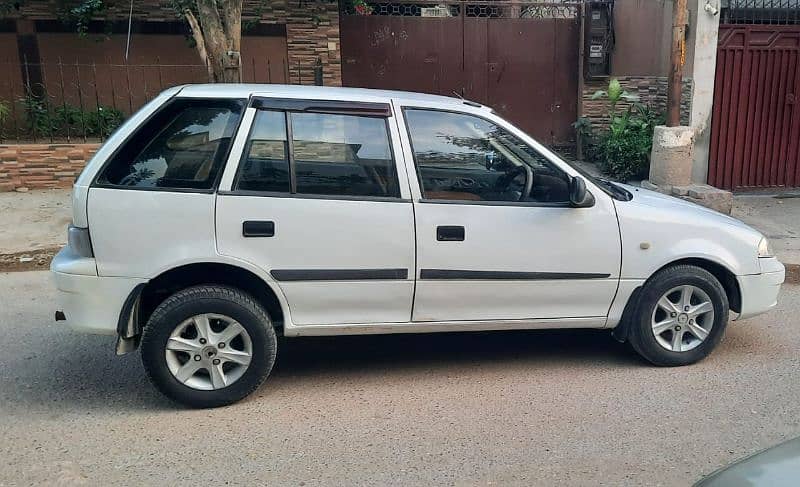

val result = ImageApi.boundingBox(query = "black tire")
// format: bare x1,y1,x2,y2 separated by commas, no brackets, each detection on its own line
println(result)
628,265,729,367
140,285,277,408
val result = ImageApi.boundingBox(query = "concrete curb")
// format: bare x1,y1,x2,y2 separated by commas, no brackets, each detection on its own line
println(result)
2,248,798,286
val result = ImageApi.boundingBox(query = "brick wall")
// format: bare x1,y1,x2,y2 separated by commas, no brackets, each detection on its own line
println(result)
285,3,342,86
0,143,98,191
582,77,693,132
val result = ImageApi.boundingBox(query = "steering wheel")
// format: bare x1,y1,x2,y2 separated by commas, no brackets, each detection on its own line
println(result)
494,165,533,201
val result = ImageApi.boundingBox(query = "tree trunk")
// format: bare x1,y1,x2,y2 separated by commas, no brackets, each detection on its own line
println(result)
185,0,243,83
667,0,688,127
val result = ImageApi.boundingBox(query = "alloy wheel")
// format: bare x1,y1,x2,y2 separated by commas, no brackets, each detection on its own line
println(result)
164,313,253,390
651,285,715,353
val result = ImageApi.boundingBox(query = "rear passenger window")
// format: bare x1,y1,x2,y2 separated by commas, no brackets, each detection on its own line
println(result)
98,99,243,190
291,113,398,197
235,110,399,198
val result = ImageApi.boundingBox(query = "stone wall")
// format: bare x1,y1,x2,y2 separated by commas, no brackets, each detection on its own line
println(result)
582,77,693,133
0,143,99,192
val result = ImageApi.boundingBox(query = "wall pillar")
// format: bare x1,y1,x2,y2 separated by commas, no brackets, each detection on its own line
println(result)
687,0,721,183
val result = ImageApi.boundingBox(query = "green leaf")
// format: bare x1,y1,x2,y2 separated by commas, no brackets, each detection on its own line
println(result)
607,79,623,104
591,90,607,100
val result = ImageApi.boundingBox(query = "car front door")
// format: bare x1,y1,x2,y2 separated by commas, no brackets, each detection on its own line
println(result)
216,97,416,326
397,104,621,323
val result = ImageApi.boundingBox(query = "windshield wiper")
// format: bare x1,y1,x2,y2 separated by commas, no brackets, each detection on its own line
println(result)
593,177,633,201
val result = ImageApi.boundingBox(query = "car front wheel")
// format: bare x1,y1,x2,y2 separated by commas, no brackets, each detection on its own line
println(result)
140,285,277,408
628,265,729,366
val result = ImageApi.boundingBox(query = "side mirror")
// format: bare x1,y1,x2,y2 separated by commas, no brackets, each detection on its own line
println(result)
569,176,595,208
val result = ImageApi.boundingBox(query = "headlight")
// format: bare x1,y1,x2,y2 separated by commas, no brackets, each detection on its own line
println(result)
757,237,773,258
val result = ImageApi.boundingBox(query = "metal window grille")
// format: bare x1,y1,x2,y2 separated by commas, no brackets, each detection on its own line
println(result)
342,0,579,19
721,0,800,25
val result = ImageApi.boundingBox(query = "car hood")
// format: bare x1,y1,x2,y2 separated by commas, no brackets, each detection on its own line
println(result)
618,183,754,232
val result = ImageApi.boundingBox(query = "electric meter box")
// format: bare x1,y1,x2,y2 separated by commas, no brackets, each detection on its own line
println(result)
585,0,614,80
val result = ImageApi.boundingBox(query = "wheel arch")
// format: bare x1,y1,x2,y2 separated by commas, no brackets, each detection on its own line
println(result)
117,262,287,353
651,258,741,314
612,257,741,343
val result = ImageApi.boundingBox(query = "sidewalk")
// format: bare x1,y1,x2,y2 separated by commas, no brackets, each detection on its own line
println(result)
0,187,797,281
0,189,71,271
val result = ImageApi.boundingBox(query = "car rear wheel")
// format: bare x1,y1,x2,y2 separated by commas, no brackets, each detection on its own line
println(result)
141,285,277,408
628,265,729,366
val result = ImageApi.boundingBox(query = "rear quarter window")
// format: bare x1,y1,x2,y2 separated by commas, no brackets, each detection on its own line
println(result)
97,98,244,190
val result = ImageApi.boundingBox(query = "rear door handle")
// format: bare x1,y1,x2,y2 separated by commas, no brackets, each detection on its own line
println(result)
437,225,465,241
243,220,275,237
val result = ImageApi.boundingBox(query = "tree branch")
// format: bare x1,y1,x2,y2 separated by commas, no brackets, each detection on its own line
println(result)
184,8,214,82
195,0,229,81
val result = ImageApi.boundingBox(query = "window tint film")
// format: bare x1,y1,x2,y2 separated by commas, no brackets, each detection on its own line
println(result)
99,99,243,189
404,109,570,203
290,112,399,198
236,111,290,193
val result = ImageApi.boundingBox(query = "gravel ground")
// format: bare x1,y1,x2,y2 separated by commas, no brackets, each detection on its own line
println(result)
1,271,799,486
0,189,71,254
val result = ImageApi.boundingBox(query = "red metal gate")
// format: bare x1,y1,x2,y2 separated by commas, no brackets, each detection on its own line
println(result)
339,2,580,145
709,24,800,189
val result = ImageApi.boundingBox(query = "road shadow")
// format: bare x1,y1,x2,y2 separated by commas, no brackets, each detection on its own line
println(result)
272,328,640,378
4,326,641,412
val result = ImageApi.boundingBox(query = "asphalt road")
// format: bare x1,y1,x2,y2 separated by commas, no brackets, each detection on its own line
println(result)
2,271,799,486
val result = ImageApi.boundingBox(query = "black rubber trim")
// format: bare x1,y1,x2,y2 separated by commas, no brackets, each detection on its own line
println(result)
611,286,643,343
419,198,572,208
250,98,392,117
419,269,612,280
271,269,408,281
116,283,147,338
218,190,410,203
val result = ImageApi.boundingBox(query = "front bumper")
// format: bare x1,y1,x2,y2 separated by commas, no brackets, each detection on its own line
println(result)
735,257,785,320
51,248,146,335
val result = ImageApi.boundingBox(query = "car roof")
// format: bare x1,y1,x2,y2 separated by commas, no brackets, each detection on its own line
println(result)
175,83,480,108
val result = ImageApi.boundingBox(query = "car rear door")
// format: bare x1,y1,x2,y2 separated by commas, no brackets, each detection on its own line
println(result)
215,96,416,326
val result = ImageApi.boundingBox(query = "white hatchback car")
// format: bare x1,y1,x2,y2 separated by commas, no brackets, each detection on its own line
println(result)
52,84,785,407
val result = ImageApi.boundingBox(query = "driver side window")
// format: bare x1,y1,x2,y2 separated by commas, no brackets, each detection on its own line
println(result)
403,109,570,204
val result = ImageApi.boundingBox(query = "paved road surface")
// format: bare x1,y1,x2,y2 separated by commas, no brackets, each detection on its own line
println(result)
2,271,799,486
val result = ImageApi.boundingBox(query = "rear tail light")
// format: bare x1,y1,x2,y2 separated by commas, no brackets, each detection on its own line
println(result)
68,225,94,258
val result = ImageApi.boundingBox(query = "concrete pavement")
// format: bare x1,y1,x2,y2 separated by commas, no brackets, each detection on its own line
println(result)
733,194,800,267
2,271,799,486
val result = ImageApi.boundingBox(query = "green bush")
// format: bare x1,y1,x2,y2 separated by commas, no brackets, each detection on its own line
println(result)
84,106,126,137
19,95,125,138
600,105,662,181
578,79,664,182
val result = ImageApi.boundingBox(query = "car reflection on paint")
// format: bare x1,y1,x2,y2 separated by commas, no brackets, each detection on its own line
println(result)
695,437,800,487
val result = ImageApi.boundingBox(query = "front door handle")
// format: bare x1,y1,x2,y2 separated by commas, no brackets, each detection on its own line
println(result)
243,220,275,237
437,225,465,242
